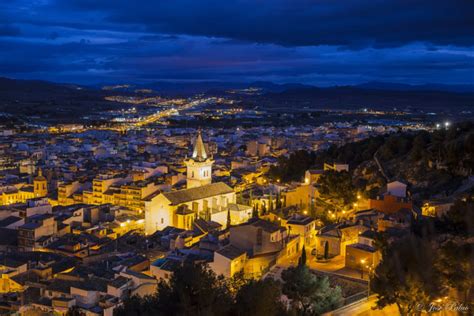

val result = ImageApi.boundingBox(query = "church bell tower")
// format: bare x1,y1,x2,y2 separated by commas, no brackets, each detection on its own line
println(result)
34,168,48,197
185,130,214,189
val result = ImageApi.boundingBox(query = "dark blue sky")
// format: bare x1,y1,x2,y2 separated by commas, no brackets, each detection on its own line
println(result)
1,0,473,85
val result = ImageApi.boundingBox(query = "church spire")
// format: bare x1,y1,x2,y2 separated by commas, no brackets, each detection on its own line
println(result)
192,130,208,162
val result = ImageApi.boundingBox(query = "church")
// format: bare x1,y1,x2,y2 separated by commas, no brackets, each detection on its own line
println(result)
144,131,252,235
0,169,48,205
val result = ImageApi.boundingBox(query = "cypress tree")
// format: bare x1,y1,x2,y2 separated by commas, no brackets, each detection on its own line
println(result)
299,245,307,267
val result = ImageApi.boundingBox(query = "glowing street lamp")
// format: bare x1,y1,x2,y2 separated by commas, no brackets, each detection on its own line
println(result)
360,259,366,278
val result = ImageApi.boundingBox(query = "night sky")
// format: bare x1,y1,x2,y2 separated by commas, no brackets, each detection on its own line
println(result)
1,0,473,85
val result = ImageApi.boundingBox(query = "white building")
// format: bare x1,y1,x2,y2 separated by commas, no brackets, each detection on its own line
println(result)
386,180,407,198
145,131,250,235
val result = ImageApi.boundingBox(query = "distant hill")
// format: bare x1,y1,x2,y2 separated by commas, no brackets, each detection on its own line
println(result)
1,76,473,123
355,81,474,93
255,85,474,112
0,77,127,123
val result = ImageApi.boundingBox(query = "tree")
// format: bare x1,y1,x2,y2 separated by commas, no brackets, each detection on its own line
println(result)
115,263,232,316
226,208,231,228
232,278,287,316
268,150,316,182
436,241,473,304
227,270,248,295
298,245,307,267
114,295,157,316
316,170,356,213
275,191,282,210
66,306,85,316
269,191,274,212
252,204,259,218
261,201,267,215
323,241,329,260
371,235,443,316
282,265,342,315
441,196,474,236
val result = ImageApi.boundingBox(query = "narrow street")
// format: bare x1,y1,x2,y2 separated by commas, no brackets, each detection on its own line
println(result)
267,254,368,283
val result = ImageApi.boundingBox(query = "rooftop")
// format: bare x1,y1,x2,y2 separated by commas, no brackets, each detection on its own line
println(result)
216,244,246,260
162,182,233,205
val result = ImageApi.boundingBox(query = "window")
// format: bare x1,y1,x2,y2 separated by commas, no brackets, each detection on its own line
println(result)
161,218,164,224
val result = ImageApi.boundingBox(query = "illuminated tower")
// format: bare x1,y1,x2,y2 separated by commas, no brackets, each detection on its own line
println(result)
34,168,48,197
185,130,214,189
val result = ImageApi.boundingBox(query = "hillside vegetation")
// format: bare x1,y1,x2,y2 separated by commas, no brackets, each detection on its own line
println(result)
269,122,474,198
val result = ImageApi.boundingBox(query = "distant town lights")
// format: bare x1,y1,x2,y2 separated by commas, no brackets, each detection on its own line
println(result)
444,121,450,128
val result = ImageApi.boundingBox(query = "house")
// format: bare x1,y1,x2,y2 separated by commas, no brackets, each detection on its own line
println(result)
369,194,413,214
315,223,368,257
386,180,407,198
209,219,300,279
421,198,455,217
119,270,157,297
0,215,24,229
17,214,56,251
323,163,349,172
353,209,385,230
107,276,131,299
304,169,324,184
150,257,182,281
377,208,415,232
283,183,318,210
209,245,247,278
284,214,318,248
345,230,381,271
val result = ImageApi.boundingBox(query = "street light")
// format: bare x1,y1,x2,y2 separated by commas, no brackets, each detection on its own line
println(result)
366,264,373,298
360,259,366,278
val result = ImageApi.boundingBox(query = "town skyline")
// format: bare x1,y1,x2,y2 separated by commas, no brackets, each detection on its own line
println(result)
0,1,472,315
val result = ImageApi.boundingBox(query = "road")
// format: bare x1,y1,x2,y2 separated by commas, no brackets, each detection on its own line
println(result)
268,254,368,282
323,295,400,316
373,149,390,182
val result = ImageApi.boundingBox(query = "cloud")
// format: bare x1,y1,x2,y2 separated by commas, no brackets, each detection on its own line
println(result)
0,24,21,37
52,0,474,48
0,0,473,85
